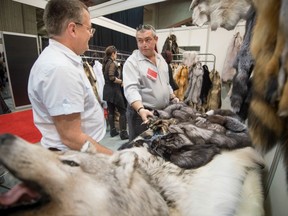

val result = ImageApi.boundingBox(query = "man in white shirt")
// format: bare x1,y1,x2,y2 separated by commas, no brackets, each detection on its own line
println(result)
28,0,112,154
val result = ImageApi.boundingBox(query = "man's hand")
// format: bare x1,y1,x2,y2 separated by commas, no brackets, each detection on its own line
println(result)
138,108,154,124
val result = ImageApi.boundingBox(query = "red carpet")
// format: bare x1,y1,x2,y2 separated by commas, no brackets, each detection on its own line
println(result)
0,109,41,143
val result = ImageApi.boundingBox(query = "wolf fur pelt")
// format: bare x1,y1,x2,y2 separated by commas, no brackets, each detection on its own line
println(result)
117,145,264,216
189,0,252,30
0,134,265,216
0,134,169,216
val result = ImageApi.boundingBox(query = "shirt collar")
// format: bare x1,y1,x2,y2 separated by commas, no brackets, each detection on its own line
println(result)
49,39,83,65
136,49,160,62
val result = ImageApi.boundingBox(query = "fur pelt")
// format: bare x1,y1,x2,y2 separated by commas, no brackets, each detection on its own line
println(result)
248,0,288,182
174,65,189,101
199,65,212,106
117,145,264,216
162,34,180,56
0,133,265,216
184,62,203,106
222,32,243,82
189,0,252,30
0,134,169,216
205,70,221,110
230,7,256,121
120,103,251,169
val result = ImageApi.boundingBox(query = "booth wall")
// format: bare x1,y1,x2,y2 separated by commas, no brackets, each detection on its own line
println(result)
156,23,246,73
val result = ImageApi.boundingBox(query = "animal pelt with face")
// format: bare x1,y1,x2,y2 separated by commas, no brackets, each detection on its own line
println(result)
0,134,265,216
162,34,180,55
189,0,252,30
119,103,252,170
0,134,169,216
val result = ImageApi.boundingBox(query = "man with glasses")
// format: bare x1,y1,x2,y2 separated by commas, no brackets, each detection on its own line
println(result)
28,0,112,154
123,24,179,141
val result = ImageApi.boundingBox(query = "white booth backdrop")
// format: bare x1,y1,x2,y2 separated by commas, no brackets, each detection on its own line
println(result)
156,22,246,73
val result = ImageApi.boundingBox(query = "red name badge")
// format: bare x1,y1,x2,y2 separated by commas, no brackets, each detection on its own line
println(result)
147,68,158,81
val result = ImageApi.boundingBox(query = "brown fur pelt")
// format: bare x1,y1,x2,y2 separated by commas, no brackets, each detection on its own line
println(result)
174,65,189,101
119,103,251,170
205,70,221,110
248,0,288,182
161,34,180,56
189,0,252,30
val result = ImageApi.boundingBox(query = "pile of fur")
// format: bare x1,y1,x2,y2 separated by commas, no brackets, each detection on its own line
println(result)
120,103,251,169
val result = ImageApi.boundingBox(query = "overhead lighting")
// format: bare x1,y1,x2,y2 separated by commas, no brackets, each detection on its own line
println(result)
89,0,167,18
12,0,47,9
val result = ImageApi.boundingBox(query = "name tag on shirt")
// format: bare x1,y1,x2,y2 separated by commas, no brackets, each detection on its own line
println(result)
147,68,158,81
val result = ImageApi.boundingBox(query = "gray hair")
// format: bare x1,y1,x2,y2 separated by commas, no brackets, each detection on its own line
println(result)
43,0,88,37
136,24,157,37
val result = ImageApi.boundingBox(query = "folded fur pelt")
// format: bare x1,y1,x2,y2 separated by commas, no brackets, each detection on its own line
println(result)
119,103,251,169
189,0,252,30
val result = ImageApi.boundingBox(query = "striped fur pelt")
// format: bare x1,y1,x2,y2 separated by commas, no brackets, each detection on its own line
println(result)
119,103,252,169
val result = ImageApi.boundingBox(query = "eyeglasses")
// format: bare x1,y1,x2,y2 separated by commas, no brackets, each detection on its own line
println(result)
136,24,156,32
75,22,96,35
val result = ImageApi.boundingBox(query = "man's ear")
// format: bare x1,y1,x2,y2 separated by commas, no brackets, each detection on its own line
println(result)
67,22,77,37
154,35,158,42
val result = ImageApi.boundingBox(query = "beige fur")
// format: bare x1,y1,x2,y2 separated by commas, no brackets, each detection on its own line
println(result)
189,0,252,30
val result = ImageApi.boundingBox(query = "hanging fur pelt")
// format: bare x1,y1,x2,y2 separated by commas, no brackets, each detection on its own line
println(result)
189,0,252,30
248,0,288,183
230,7,256,121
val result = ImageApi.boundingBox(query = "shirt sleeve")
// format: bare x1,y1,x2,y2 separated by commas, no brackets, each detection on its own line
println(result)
123,57,142,105
41,65,85,116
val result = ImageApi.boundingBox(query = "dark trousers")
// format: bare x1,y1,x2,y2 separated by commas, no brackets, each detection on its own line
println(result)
126,105,148,141
107,101,127,131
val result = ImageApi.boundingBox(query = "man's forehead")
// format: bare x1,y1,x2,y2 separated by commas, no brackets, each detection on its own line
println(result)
136,31,154,39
